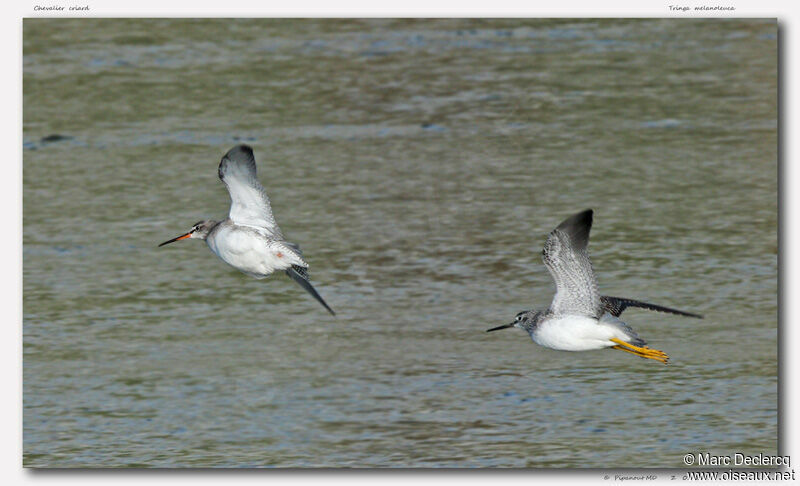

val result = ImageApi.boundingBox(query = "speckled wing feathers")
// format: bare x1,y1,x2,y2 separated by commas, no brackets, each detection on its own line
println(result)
218,144,282,237
542,209,602,318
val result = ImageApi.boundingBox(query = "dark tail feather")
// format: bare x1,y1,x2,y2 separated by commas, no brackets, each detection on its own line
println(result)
601,295,703,319
286,266,335,316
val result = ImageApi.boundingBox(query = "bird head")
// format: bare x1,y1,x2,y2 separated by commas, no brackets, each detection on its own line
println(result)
158,220,217,247
486,310,537,333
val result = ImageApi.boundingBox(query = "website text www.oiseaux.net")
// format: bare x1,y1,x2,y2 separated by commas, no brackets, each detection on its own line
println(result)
684,470,795,481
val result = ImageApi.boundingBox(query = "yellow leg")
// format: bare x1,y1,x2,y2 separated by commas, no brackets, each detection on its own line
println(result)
610,338,669,364
610,345,669,364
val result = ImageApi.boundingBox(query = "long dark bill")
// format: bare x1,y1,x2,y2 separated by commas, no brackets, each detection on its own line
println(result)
158,232,192,247
486,323,515,333
285,267,336,316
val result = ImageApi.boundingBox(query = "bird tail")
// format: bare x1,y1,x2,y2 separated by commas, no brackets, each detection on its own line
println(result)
601,313,648,347
285,265,336,316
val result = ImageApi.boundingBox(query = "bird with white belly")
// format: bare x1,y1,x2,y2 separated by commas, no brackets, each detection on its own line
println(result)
487,209,702,364
159,144,335,316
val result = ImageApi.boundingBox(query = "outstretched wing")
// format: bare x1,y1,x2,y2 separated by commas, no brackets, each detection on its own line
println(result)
601,296,703,319
542,209,602,318
218,144,282,236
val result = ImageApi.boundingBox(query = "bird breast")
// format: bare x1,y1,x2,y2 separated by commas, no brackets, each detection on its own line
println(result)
206,225,300,278
531,315,629,351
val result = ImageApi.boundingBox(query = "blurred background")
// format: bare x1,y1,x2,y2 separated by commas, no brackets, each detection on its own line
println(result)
23,19,777,467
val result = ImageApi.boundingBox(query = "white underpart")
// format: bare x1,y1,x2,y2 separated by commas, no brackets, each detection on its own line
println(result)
530,313,633,351
206,225,306,278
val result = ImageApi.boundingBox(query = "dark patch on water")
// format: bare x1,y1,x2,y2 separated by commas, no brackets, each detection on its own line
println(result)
40,134,73,143
421,123,447,132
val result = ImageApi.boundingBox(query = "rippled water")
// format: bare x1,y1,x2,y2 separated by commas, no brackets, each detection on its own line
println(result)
23,19,777,467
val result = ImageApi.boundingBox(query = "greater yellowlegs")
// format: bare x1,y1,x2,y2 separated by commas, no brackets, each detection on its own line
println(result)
487,209,701,364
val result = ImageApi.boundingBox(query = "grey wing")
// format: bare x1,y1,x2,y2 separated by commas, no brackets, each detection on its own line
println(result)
542,209,602,318
218,144,282,237
601,296,703,319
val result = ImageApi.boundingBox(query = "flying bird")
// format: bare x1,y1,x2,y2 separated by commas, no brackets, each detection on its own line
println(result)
487,209,701,364
159,144,335,315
